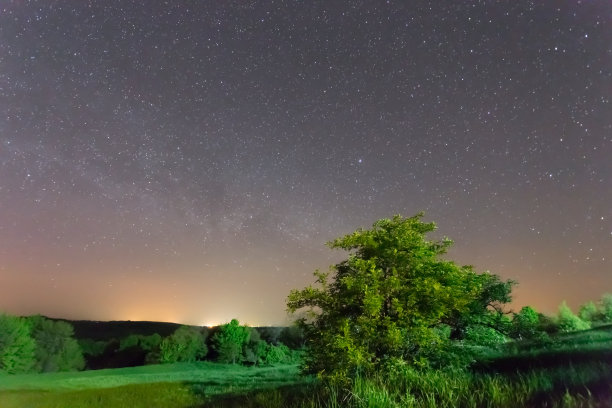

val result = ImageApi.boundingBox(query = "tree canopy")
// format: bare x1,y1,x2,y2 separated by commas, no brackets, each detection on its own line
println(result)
28,315,85,372
159,326,208,364
212,319,250,364
287,214,514,383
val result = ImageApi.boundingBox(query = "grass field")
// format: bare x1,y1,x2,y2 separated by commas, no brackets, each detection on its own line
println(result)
0,362,310,408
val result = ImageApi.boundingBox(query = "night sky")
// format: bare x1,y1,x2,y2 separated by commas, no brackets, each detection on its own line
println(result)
1,1,610,326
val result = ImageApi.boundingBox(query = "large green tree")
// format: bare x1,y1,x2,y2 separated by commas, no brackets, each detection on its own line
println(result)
287,214,513,383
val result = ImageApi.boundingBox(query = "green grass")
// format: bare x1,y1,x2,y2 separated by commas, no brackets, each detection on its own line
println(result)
0,362,311,408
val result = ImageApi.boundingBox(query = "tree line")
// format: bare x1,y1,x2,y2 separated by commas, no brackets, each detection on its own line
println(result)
0,313,304,374
0,314,84,374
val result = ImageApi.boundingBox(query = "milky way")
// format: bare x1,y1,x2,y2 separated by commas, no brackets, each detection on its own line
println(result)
1,1,610,325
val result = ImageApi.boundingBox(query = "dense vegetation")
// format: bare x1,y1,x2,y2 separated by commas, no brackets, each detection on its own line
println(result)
0,314,84,374
1,214,612,406
288,214,514,383
285,214,612,406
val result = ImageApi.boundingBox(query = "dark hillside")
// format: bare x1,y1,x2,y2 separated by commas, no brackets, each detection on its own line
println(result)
68,320,184,341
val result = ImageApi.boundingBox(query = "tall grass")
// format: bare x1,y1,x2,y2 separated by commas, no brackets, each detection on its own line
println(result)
204,360,612,408
325,362,612,408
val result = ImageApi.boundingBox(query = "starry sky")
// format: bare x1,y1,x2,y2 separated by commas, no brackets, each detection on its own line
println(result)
0,1,610,326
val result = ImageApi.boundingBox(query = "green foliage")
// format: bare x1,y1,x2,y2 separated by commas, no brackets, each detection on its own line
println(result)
262,343,301,365
0,314,36,374
244,339,268,365
119,333,162,352
212,319,251,364
279,325,306,349
28,316,85,372
599,294,612,322
158,326,207,364
578,301,599,323
510,306,541,340
119,334,140,350
557,301,590,332
463,325,508,347
287,214,514,383
259,327,283,345
447,273,515,341
139,333,162,352
78,339,108,357
536,313,559,335
575,294,612,326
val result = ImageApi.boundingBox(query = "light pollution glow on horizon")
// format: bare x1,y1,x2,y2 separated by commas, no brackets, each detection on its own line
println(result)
0,1,610,326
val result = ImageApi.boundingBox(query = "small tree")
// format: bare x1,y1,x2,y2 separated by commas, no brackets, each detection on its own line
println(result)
212,319,250,364
287,214,514,383
0,314,36,374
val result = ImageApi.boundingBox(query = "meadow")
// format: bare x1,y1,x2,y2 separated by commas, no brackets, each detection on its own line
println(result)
0,362,310,408
1,325,612,407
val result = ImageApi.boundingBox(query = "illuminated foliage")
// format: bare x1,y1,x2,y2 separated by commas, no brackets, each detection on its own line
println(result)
510,306,540,340
557,301,590,332
213,319,250,364
159,326,207,363
0,314,36,374
287,214,513,383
